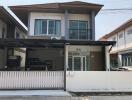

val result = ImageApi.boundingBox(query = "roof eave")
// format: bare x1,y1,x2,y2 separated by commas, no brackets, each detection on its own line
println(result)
0,6,27,33
10,1,103,14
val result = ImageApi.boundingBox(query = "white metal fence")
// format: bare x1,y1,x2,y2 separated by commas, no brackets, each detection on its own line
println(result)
0,71,64,89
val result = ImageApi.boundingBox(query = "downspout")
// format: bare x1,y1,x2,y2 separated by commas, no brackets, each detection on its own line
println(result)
108,44,114,53
106,43,116,71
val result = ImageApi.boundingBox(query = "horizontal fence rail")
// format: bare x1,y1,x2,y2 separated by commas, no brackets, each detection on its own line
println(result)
0,71,64,89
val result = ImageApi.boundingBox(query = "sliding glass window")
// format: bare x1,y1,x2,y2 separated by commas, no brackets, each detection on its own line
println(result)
122,53,132,66
69,20,90,40
34,19,61,35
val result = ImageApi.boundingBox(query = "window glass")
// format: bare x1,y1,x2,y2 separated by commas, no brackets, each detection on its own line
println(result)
127,28,132,35
79,21,88,39
48,20,54,34
34,19,42,35
68,51,90,71
69,21,78,29
55,20,61,35
83,57,86,71
69,20,89,40
79,21,88,29
119,33,123,39
34,19,61,35
68,57,72,70
42,20,47,34
74,57,81,71
122,53,132,66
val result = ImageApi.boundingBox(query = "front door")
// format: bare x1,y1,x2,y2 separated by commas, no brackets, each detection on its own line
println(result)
73,56,86,71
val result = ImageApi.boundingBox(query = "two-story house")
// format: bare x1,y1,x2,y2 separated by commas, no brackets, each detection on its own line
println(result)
0,1,119,93
9,1,113,72
100,19,132,70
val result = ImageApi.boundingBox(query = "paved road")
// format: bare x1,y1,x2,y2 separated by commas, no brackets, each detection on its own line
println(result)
0,96,132,100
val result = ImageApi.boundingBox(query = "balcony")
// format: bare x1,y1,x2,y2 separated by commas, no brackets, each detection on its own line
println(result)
69,29,92,40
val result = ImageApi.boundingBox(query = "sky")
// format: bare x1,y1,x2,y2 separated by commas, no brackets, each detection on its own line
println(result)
0,0,132,40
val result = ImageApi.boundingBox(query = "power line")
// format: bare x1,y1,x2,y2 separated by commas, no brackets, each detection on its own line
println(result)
101,8,132,11
99,11,132,14
99,7,132,14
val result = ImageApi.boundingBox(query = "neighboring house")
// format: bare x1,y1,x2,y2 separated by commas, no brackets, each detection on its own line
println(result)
1,1,128,93
0,6,27,39
100,19,132,70
0,6,27,69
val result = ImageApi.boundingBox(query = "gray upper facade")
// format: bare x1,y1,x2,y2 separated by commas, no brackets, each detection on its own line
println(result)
10,1,103,40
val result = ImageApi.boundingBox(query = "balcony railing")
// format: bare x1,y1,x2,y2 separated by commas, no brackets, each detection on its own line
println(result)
69,29,92,40
0,71,64,89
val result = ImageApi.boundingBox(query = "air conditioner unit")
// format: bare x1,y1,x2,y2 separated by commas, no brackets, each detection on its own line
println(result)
51,37,61,40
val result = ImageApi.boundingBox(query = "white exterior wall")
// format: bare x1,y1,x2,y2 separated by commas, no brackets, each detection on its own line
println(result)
67,45,101,52
66,71,132,92
0,19,7,38
29,12,90,37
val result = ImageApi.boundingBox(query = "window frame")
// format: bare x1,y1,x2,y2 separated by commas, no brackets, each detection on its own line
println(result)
122,54,132,66
69,20,90,40
118,33,123,39
127,28,132,35
34,19,61,36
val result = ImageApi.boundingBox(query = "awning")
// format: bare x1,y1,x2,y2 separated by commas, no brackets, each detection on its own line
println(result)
0,39,116,48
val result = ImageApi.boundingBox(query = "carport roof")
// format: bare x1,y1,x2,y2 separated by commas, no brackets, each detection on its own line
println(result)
0,39,116,48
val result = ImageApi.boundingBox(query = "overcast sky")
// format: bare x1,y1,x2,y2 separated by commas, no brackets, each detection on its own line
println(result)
0,0,132,40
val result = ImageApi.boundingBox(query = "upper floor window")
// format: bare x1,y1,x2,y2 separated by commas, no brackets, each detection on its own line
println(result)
34,19,61,35
69,20,90,40
122,53,132,66
118,33,123,39
127,28,132,35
